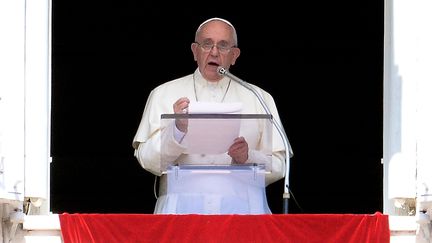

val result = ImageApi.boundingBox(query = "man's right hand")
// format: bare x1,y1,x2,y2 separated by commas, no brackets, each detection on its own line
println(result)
173,97,190,132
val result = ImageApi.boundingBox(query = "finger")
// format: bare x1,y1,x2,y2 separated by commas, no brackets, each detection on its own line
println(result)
173,98,190,113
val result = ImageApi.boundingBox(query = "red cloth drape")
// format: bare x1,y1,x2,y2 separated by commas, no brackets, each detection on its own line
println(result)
59,212,390,243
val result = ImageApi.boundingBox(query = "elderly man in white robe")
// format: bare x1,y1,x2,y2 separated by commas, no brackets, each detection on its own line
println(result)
132,17,292,214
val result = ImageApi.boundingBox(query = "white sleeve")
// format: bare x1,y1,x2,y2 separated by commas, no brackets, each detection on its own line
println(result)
134,121,187,176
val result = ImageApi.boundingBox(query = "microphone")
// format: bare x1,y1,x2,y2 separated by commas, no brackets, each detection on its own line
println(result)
217,66,293,214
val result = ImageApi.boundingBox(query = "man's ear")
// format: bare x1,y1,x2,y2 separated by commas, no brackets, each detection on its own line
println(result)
231,47,241,65
191,43,198,61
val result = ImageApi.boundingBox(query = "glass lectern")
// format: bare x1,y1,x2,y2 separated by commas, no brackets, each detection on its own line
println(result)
159,113,273,214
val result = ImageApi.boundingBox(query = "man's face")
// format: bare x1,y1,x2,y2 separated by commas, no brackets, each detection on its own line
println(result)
191,21,240,82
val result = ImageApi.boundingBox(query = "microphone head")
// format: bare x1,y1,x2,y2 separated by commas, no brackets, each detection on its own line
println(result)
217,66,227,76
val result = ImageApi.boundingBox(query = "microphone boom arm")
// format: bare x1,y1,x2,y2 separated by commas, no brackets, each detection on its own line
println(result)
217,67,292,214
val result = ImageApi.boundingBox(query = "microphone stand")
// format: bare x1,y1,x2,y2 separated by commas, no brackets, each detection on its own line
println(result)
217,67,293,214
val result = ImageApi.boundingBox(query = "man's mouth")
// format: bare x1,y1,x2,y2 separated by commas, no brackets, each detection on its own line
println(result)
208,61,219,67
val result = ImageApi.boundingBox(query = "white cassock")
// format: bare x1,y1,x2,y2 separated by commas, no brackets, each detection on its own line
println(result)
132,68,288,214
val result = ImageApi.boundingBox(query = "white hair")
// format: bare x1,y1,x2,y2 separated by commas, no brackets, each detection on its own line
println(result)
195,17,238,46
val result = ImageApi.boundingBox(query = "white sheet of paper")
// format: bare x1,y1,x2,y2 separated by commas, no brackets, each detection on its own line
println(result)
183,102,242,154
188,102,243,114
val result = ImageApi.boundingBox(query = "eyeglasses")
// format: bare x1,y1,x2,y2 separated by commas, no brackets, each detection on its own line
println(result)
195,42,236,54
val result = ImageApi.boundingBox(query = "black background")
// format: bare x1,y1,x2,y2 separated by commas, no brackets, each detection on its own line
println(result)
51,1,384,214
